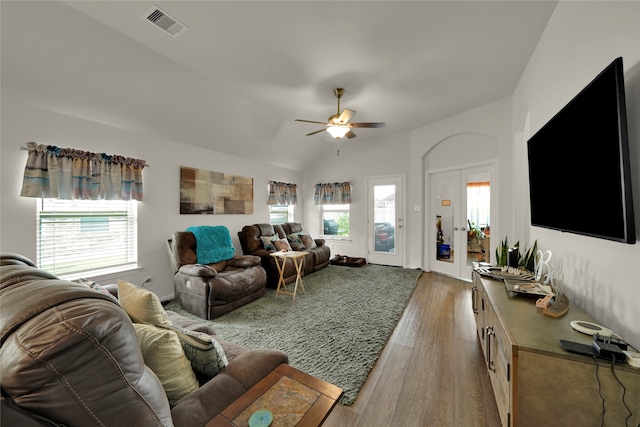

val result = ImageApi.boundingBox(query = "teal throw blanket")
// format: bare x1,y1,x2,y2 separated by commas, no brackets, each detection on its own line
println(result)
186,226,235,265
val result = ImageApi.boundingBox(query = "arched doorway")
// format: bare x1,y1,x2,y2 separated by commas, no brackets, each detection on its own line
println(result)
423,132,499,280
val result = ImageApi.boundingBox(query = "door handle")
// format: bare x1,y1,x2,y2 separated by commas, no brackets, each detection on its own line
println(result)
471,285,478,314
486,326,496,372
453,227,459,230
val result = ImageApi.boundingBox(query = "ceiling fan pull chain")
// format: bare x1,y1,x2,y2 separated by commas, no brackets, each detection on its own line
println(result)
337,139,340,156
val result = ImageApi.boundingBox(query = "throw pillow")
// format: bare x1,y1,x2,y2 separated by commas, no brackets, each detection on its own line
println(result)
260,235,277,251
287,233,305,251
273,238,292,252
300,234,317,249
290,242,306,251
133,323,199,406
287,233,303,245
118,280,172,325
158,324,228,377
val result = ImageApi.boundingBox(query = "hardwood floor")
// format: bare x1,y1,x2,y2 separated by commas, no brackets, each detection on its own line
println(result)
323,271,501,427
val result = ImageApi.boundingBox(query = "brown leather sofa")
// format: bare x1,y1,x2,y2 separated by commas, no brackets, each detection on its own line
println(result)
168,230,267,319
0,253,288,427
281,222,331,274
238,223,330,288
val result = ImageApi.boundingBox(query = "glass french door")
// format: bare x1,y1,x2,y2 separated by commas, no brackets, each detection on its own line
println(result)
430,165,494,280
367,175,404,267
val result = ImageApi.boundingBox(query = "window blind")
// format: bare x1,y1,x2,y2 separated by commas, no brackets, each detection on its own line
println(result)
37,199,138,276
269,205,293,225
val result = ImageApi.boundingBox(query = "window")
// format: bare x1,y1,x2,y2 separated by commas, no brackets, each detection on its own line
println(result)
322,204,349,237
269,205,294,225
467,181,491,230
37,198,138,276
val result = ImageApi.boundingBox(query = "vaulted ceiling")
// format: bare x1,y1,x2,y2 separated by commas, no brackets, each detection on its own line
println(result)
1,1,557,170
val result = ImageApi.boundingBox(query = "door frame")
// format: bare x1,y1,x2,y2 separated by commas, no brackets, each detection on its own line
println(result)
366,174,406,267
426,161,498,279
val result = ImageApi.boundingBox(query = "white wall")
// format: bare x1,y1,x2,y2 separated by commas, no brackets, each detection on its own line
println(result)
512,1,640,349
408,97,514,270
0,100,302,300
302,131,412,259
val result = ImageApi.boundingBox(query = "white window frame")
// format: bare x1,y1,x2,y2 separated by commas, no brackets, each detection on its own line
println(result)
321,204,350,238
36,198,138,278
269,205,294,225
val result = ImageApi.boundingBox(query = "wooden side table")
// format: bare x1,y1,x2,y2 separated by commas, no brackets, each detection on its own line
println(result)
207,363,342,427
270,251,307,300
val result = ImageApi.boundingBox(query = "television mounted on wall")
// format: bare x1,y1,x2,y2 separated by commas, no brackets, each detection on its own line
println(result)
527,57,635,244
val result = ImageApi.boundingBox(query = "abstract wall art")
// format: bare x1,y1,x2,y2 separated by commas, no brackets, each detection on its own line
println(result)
180,166,253,214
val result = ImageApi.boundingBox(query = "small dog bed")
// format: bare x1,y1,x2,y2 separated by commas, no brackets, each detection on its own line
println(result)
330,255,367,268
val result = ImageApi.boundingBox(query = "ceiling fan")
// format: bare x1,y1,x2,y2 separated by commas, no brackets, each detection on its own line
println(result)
295,88,386,141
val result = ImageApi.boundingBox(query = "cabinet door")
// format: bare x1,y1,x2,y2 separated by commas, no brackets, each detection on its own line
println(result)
483,294,512,427
517,350,640,427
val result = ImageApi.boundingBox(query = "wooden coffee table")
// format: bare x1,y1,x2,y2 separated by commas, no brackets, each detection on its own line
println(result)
206,363,342,427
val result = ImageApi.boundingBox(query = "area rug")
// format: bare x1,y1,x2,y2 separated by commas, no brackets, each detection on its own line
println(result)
164,264,422,405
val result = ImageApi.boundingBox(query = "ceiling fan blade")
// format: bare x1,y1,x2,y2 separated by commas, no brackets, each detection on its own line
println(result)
295,119,329,125
306,128,327,136
338,109,356,124
349,122,386,128
297,89,385,142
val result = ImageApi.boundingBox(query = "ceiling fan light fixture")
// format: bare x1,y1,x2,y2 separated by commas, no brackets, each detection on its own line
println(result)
295,88,385,141
327,125,350,139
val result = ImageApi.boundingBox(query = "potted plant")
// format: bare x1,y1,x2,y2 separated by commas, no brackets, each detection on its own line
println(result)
467,220,484,253
519,240,538,272
494,237,538,271
495,237,509,266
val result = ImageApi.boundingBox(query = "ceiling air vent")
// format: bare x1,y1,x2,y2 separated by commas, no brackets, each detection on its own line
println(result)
142,5,189,38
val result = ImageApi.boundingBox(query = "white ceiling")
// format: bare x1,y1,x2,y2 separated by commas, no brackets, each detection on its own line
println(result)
1,1,557,170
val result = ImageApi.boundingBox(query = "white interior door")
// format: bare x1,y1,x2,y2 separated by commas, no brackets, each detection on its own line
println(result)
429,165,494,280
367,175,404,267
430,171,461,277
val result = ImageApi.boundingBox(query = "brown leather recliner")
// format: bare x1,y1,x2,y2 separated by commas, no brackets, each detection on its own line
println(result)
168,231,267,320
0,254,288,427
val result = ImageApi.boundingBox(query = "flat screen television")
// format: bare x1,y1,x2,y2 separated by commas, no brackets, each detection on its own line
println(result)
527,57,636,244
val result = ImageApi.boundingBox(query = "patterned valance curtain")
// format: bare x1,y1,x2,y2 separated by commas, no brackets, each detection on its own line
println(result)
267,181,297,205
20,142,146,201
314,181,351,205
